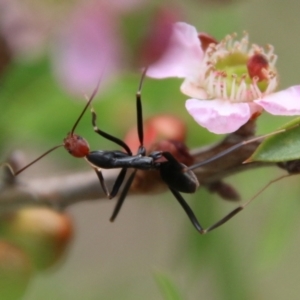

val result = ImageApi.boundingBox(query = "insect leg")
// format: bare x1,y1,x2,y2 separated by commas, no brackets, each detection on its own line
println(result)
169,187,205,234
188,128,287,172
108,70,149,218
0,163,15,176
91,108,132,155
110,170,137,222
93,167,128,199
136,69,147,148
188,173,292,234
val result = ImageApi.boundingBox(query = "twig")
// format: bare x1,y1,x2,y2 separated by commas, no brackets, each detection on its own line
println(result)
0,140,276,214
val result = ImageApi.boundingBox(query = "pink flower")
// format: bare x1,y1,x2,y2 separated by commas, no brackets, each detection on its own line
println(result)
51,2,125,95
0,0,151,94
147,22,300,134
0,0,50,59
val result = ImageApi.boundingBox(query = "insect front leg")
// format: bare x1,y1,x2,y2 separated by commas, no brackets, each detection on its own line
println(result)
93,167,128,199
91,108,132,155
110,170,137,222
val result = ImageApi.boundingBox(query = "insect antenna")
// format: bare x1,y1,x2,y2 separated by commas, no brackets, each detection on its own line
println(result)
218,173,294,225
13,145,64,176
187,128,286,171
0,162,15,176
13,80,102,176
247,173,292,204
71,82,100,135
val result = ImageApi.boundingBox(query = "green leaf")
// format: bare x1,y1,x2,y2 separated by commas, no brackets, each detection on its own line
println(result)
154,271,184,300
249,117,300,162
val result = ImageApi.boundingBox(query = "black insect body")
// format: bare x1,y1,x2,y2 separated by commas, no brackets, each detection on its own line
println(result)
13,70,280,234
83,103,200,223
87,150,155,170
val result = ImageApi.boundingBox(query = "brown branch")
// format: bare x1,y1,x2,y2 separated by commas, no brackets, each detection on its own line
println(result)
0,120,289,212
0,170,118,213
0,153,275,214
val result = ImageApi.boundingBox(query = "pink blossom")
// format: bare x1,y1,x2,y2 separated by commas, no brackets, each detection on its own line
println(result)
0,0,50,59
0,0,150,94
52,2,177,95
51,3,124,95
147,22,300,134
138,8,178,68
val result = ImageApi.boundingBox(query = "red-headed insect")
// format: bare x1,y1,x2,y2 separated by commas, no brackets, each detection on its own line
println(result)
9,70,289,234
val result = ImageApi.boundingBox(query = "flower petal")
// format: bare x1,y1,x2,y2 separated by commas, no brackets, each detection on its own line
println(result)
180,78,208,99
255,86,300,115
146,22,203,79
185,99,254,134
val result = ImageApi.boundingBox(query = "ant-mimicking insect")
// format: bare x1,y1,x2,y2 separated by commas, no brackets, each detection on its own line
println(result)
9,69,287,234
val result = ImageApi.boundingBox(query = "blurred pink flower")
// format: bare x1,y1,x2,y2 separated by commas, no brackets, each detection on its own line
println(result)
137,8,178,68
0,0,153,94
0,0,50,59
52,3,124,94
147,22,300,134
52,2,181,94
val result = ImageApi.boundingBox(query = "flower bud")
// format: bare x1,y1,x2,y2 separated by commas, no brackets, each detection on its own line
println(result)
124,114,186,151
0,208,73,271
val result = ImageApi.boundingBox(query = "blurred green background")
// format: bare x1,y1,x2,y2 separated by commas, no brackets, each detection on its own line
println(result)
1,0,300,299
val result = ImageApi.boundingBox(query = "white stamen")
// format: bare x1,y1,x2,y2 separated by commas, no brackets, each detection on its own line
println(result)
195,33,278,103
264,76,278,95
270,54,278,67
251,77,262,98
216,73,222,98
236,76,247,101
222,73,228,99
230,75,237,100
265,44,274,59
206,70,215,96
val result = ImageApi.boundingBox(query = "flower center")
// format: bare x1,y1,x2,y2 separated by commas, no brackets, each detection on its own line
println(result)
201,33,278,102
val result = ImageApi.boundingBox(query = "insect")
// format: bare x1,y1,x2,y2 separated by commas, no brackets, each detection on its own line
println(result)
10,69,288,234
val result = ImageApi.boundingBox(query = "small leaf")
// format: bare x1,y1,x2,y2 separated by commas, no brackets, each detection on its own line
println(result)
154,271,184,300
249,117,300,162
